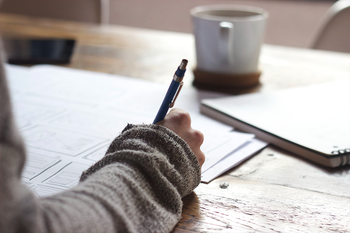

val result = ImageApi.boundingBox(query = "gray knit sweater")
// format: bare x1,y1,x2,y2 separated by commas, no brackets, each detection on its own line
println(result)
0,50,201,232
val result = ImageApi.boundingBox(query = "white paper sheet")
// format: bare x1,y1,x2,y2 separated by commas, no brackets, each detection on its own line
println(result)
201,131,255,173
5,64,265,195
201,138,268,183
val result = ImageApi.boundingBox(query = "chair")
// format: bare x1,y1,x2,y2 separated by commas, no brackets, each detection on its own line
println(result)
310,0,350,53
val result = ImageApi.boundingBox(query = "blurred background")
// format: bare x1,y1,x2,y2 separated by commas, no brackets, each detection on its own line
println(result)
0,0,346,51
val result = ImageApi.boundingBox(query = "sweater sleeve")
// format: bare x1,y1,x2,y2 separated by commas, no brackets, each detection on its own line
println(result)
0,51,201,233
37,124,201,233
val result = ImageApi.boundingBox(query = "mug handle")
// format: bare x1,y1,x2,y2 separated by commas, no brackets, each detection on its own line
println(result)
219,21,234,64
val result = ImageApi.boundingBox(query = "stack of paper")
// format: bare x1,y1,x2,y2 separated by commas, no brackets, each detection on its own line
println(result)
6,64,267,196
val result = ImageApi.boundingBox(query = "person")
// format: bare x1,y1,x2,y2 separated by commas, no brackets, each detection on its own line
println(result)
0,38,205,232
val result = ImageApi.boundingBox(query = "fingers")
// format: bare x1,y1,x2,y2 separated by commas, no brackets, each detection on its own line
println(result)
187,129,205,165
157,108,191,130
156,108,205,167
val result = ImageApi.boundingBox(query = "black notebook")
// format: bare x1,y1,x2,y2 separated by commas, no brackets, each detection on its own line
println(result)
201,79,350,167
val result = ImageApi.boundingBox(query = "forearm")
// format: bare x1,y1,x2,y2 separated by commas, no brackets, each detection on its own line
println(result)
74,124,201,232
41,162,183,233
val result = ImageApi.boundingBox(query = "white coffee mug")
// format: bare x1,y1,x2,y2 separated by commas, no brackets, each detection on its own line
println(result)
191,5,268,75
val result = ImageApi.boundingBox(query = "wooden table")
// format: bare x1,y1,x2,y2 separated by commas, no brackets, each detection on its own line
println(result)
1,13,349,232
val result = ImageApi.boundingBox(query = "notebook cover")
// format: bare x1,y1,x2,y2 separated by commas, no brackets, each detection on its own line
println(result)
201,79,350,167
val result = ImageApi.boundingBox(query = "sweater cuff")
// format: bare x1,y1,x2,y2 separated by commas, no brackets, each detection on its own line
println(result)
80,124,201,197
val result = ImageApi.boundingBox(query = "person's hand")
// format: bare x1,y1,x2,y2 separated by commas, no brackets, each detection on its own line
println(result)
156,108,205,167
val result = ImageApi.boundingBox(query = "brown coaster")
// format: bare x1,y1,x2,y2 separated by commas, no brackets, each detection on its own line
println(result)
193,68,261,90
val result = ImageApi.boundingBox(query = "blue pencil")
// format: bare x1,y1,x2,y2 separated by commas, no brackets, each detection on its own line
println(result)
153,59,188,124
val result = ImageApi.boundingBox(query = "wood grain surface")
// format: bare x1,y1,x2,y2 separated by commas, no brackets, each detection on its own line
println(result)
1,13,349,233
